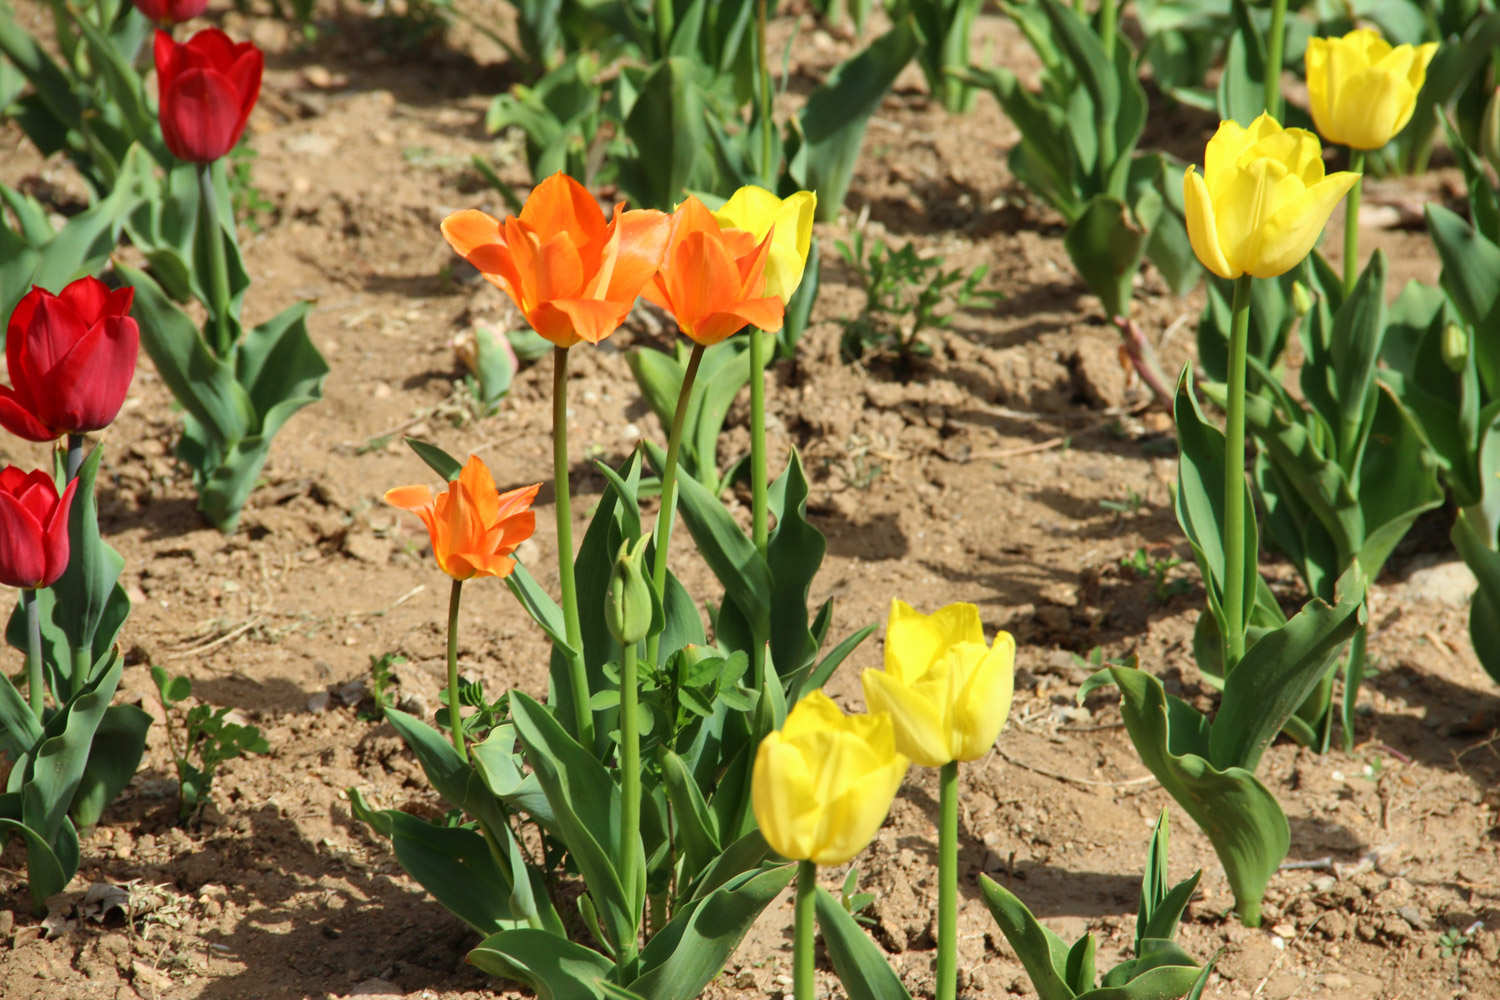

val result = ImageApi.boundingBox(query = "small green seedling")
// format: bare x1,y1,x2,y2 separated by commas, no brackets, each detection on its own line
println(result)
1100,489,1147,515
151,666,270,823
361,651,406,722
1119,547,1189,603
839,866,876,927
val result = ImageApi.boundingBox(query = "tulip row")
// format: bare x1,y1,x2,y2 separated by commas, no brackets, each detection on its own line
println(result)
1,2,327,532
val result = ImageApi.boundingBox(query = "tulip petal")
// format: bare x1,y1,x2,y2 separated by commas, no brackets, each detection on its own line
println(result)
599,208,670,302
1253,170,1360,278
863,668,952,767
519,173,608,261
56,274,112,322
384,484,434,511
752,731,819,861
162,67,242,162
41,478,77,586
815,752,905,866
1183,167,1237,279
0,387,57,442
951,633,1015,762
0,489,47,589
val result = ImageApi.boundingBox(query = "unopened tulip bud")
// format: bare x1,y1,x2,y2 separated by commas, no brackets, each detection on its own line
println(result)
1291,281,1313,317
1443,323,1470,374
606,535,653,645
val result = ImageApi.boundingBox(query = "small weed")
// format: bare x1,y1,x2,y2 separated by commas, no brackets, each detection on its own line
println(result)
839,867,876,926
360,651,406,721
1099,488,1147,516
1118,547,1189,603
836,230,999,365
227,142,274,233
437,675,510,743
821,433,886,491
1438,924,1479,986
151,666,271,823
1070,646,1132,673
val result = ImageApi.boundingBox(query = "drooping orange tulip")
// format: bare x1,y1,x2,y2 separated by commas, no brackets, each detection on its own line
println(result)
441,173,669,348
642,196,785,345
385,455,540,581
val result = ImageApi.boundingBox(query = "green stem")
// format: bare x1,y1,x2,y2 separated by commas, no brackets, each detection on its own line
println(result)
65,433,85,482
1238,894,1262,928
446,579,467,761
1224,276,1254,672
1340,622,1368,752
756,0,774,182
750,331,770,556
1263,0,1288,119
197,163,234,358
937,760,959,1000
646,343,707,668
1097,0,1118,168
24,589,42,719
1343,149,1365,296
553,347,593,746
653,0,674,56
794,859,816,1000
619,640,642,966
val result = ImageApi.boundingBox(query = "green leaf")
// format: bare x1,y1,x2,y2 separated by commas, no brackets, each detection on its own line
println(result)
1427,204,1500,394
629,864,796,1000
406,437,465,481
789,19,919,221
979,873,1083,1000
1064,193,1151,319
659,749,719,874
766,451,826,682
1453,507,1500,685
467,928,612,998
674,470,771,636
619,57,713,210
1107,666,1288,924
48,446,127,680
70,703,150,830
384,708,511,836
814,886,914,1000
0,811,73,914
510,692,639,954
349,788,528,936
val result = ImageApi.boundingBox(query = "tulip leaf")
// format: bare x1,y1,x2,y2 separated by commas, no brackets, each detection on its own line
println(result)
979,873,1084,1000
0,670,42,762
1106,665,1288,924
384,708,512,836
69,703,151,831
1429,204,1500,399
467,928,613,999
510,691,639,954
958,63,1080,223
674,467,772,636
788,18,919,221
507,561,573,654
1452,507,1500,685
814,886,914,1000
48,447,127,682
766,450,826,682
628,864,795,1000
1208,566,1366,773
1063,193,1152,320
349,788,533,936
0,810,72,914
660,749,720,874
405,437,464,482
619,56,714,210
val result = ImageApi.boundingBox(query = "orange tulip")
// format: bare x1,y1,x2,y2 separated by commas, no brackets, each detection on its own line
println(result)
441,173,670,348
642,196,785,345
386,455,540,581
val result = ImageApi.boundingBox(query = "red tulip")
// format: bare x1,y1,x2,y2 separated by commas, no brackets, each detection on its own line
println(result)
154,28,263,164
0,278,140,443
133,0,208,25
0,468,78,590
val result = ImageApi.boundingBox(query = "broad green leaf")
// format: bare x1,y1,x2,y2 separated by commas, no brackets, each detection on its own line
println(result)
1063,193,1151,319
1453,508,1500,685
674,470,771,636
70,703,150,829
766,451,826,682
1427,205,1500,396
814,886,914,1000
405,437,465,481
467,928,612,998
384,708,511,836
979,874,1081,1000
619,57,713,210
48,447,127,683
0,811,72,914
660,750,719,874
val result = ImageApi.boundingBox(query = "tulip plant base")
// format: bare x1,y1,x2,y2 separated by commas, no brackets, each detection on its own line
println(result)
0,5,1494,1000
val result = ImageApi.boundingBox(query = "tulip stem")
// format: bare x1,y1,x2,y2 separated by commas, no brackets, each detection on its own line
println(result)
1263,0,1287,119
445,579,467,762
1343,150,1365,297
1224,275,1254,673
647,342,706,669
23,589,42,719
197,163,234,358
553,347,593,747
65,434,85,482
618,640,642,968
937,760,959,1000
756,0,774,183
750,330,770,557
794,859,816,1000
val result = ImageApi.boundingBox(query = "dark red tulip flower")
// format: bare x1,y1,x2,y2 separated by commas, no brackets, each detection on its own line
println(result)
133,0,208,26
154,28,263,164
0,468,78,590
0,278,140,443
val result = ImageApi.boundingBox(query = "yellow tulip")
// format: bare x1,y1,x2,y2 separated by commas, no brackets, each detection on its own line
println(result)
1183,113,1360,280
711,185,817,305
751,691,908,866
862,599,1015,768
1306,29,1438,151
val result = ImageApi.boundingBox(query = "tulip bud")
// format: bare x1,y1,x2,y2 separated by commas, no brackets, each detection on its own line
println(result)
1482,88,1500,178
606,535,654,645
1291,281,1313,317
1443,322,1470,374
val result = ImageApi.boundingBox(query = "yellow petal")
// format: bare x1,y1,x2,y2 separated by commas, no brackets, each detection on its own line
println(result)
883,598,983,680
951,632,1016,762
1250,170,1359,278
863,667,952,767
713,185,786,238
1184,166,1237,279
813,745,907,866
1306,37,1332,140
752,732,819,861
781,688,845,740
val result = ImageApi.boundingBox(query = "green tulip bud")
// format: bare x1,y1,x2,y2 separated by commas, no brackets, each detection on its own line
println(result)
1291,281,1313,317
1443,322,1470,374
606,534,653,645
1482,87,1500,178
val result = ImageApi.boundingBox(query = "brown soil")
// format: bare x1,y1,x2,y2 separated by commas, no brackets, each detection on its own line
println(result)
2,4,1497,999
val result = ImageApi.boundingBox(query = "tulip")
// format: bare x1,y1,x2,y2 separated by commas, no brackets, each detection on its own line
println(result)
862,599,1016,768
0,278,140,443
154,28,263,164
1305,30,1438,151
1183,113,1359,280
385,455,540,581
133,0,208,26
642,196,785,346
711,186,817,306
0,467,78,590
751,690,908,866
442,174,670,349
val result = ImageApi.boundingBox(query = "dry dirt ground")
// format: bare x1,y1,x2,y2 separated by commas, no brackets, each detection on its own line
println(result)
1,3,1498,999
